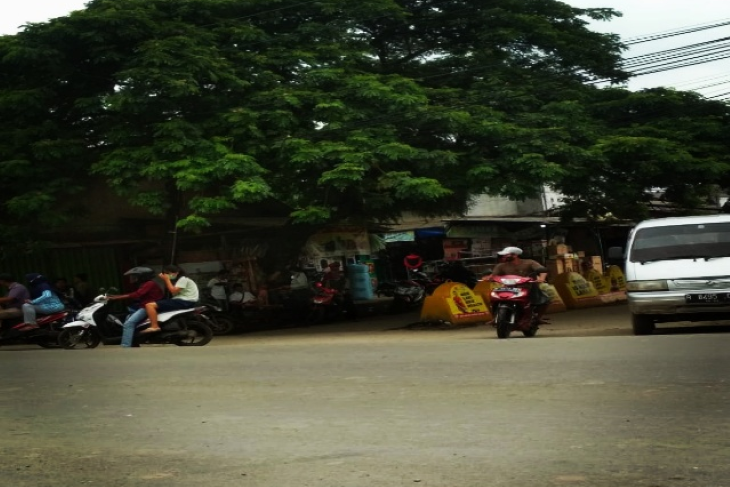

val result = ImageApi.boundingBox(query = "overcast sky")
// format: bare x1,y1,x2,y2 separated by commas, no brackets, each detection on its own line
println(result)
1,1,729,97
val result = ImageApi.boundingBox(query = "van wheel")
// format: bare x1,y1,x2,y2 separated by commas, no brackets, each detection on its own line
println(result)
631,314,655,335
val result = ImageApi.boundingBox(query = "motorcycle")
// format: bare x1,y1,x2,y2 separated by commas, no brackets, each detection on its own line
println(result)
430,261,478,291
489,275,541,339
198,291,239,335
0,310,71,348
305,281,357,325
378,279,426,312
58,293,214,349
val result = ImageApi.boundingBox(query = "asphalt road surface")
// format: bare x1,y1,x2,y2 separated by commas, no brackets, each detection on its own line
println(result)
2,304,729,487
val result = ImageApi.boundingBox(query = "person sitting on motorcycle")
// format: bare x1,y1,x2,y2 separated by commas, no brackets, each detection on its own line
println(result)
485,247,550,321
107,268,164,347
229,283,257,307
53,277,83,310
143,265,200,334
323,261,346,291
0,273,30,328
322,261,358,321
206,269,229,311
21,273,66,328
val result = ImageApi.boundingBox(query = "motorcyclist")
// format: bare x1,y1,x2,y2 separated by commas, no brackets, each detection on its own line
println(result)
107,267,164,348
143,265,199,334
21,273,66,328
0,273,30,328
322,261,346,291
485,247,550,321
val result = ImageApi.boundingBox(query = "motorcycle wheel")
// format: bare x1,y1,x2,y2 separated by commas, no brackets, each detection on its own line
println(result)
496,307,512,339
37,336,62,348
522,326,538,337
209,316,236,336
305,306,326,326
58,328,101,349
523,314,539,337
175,319,213,346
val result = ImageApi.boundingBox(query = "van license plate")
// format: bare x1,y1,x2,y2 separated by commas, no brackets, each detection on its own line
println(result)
685,293,730,303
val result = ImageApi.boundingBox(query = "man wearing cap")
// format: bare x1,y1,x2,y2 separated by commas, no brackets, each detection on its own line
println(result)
489,247,548,282
486,247,550,321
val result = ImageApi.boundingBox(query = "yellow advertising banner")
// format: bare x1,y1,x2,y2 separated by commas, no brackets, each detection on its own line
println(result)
553,272,602,309
445,284,490,318
584,269,611,295
607,265,627,291
540,283,567,313
420,282,491,325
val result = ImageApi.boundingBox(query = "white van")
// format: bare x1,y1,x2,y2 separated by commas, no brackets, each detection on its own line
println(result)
620,214,730,335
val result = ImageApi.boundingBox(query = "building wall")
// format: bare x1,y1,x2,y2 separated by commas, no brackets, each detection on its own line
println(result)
465,188,564,218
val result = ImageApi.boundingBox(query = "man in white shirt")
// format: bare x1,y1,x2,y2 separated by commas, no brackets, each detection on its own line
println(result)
207,270,229,309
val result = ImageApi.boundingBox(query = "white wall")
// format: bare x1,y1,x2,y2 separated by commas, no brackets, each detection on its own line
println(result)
466,188,563,217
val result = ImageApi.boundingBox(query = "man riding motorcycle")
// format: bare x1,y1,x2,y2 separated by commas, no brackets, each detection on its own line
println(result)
485,247,551,322
107,267,164,348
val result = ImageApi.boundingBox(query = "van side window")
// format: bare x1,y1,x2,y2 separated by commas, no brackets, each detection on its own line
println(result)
629,223,730,262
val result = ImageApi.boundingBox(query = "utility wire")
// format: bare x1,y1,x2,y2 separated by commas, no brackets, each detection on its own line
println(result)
624,19,730,45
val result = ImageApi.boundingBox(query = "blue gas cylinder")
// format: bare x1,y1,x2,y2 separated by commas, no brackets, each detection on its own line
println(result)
347,264,373,300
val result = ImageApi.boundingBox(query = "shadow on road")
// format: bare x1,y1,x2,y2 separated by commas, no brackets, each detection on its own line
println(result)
654,323,730,335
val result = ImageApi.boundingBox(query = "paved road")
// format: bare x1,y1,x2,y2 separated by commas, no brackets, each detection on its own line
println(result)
2,304,729,487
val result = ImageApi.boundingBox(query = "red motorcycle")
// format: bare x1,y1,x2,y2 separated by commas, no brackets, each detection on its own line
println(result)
306,281,356,325
489,275,541,339
0,310,71,348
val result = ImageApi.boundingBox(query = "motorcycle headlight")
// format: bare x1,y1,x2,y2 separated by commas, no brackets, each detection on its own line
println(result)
500,279,518,286
626,280,668,292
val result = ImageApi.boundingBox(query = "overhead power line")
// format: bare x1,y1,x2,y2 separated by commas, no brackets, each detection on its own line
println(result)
624,19,730,45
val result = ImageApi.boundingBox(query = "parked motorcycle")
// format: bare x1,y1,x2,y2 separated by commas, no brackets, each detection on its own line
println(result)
382,279,427,312
489,275,541,339
306,281,357,325
0,311,71,348
431,261,478,291
58,294,214,348
198,291,239,335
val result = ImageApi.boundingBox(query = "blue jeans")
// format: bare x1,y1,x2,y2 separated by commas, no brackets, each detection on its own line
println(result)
22,302,65,325
121,308,148,348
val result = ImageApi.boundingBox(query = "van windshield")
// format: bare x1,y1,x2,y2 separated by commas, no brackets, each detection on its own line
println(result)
629,222,730,263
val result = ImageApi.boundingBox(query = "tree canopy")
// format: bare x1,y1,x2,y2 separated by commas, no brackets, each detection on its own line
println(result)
0,0,727,242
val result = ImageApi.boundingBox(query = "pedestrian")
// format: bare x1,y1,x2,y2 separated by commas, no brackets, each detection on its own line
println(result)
0,273,30,327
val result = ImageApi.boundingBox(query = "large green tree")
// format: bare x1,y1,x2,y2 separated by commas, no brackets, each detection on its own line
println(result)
554,87,730,220
0,0,629,241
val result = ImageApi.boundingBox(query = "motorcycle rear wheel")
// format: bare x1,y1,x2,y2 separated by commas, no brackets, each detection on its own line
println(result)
58,327,101,349
522,326,538,337
175,319,213,346
305,306,326,326
209,316,236,335
37,336,62,348
496,307,512,339
522,314,539,337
